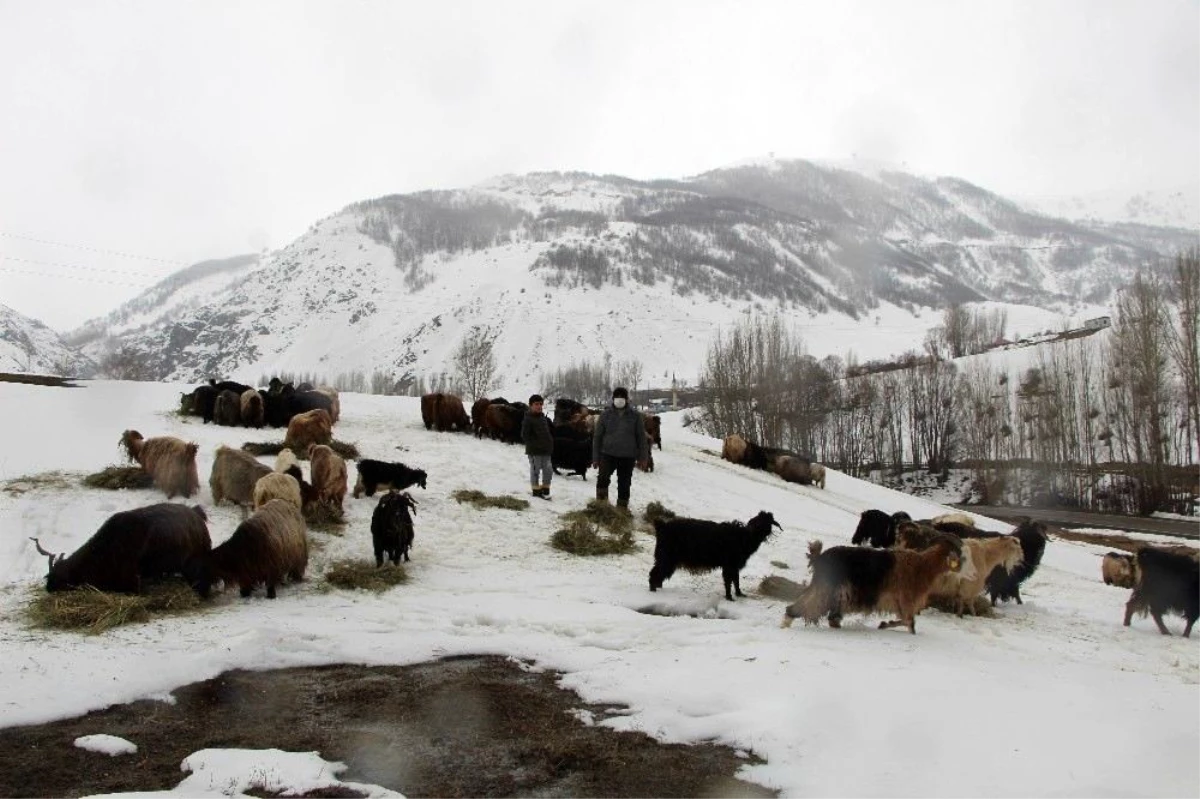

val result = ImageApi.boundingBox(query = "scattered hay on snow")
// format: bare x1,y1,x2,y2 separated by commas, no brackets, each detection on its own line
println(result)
322,559,408,593
451,489,530,511
82,466,155,490
241,440,360,461
552,501,637,556
27,580,202,634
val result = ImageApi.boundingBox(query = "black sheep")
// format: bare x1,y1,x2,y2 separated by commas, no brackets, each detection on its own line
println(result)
986,519,1048,605
31,504,211,594
209,378,254,396
353,459,427,498
1123,547,1199,637
371,491,418,566
213,389,243,426
649,511,782,601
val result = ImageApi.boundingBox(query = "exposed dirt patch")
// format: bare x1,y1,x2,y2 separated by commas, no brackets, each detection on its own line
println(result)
0,655,775,798
1051,527,1200,556
0,373,81,387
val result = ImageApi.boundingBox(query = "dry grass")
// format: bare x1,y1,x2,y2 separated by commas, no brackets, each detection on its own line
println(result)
82,466,155,490
925,594,996,618
552,501,637,556
242,440,360,460
551,519,637,556
304,502,347,533
757,575,807,601
26,580,202,634
452,489,530,511
2,471,76,496
322,559,408,592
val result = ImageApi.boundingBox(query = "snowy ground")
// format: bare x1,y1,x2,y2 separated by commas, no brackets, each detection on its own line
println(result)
0,380,1196,797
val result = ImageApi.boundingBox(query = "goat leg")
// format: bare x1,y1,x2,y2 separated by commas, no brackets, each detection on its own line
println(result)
1150,610,1172,636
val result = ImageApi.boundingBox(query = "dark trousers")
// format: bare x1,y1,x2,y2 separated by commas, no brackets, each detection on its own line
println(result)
596,455,636,505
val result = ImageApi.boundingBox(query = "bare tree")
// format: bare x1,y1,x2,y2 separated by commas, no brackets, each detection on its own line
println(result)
452,327,498,401
1165,249,1200,464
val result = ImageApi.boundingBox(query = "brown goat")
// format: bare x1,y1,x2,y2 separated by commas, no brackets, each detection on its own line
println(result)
119,430,200,499
253,471,303,511
721,434,748,464
209,445,272,507
643,414,662,450
308,444,347,515
1102,552,1138,588
783,538,963,633
929,536,1024,617
188,499,308,599
283,408,332,454
240,388,265,428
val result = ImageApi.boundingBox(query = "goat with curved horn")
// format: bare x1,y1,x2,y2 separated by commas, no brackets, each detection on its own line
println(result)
29,537,62,568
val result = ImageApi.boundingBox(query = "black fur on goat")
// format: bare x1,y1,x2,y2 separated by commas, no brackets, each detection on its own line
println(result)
371,491,418,567
852,509,910,548
31,504,211,594
1123,547,1199,637
552,423,591,479
985,519,1048,605
353,458,428,498
649,511,782,601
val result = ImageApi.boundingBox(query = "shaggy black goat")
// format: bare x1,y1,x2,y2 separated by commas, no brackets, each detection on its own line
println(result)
1123,547,1198,637
31,504,211,593
851,509,910,548
552,423,591,479
371,491,418,566
986,519,1049,605
649,511,782,601
353,459,427,498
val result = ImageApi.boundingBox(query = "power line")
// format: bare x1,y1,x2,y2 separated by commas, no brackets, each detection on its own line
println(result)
0,265,153,288
0,230,190,265
0,254,163,278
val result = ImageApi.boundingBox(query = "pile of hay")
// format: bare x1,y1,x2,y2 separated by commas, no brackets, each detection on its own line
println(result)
451,489,529,511
242,440,360,460
757,575,807,602
27,580,201,634
304,502,346,533
323,559,408,592
926,594,996,618
551,500,637,556
82,466,155,490
642,501,677,529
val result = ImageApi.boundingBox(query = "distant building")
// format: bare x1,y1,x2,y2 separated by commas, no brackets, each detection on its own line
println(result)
1083,316,1111,330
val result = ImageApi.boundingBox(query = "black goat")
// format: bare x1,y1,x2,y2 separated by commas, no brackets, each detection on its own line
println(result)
31,504,211,594
649,511,782,601
371,491,418,566
353,459,427,498
552,423,591,479
1123,547,1198,637
852,509,910,548
986,519,1049,605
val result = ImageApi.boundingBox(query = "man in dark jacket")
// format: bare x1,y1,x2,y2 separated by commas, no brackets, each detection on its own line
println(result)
591,387,649,509
521,394,555,499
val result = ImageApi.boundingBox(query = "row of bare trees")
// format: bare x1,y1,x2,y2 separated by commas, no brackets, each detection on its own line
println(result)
699,251,1199,514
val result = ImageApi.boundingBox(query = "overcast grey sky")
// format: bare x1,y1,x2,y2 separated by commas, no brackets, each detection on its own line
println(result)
2,0,1197,330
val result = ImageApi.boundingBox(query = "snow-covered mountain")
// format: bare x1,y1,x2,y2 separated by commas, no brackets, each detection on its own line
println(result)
1019,183,1200,230
0,303,94,375
69,160,1197,386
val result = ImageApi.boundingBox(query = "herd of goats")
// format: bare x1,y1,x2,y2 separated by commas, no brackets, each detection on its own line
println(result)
23,381,1200,640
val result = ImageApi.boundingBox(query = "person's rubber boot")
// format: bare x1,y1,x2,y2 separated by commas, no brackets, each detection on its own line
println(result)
531,485,542,498
616,497,630,514
595,489,609,504
540,485,552,500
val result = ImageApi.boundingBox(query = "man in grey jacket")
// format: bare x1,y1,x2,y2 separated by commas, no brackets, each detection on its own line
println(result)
591,387,649,509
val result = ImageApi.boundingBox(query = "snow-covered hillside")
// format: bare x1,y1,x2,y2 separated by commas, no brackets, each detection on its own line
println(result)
67,162,1194,386
1020,183,1200,230
0,302,94,375
0,381,1195,797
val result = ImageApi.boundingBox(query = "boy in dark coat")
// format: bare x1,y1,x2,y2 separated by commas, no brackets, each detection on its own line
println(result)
521,394,555,499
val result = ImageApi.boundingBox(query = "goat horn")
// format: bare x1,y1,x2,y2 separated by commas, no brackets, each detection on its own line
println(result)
29,537,54,558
